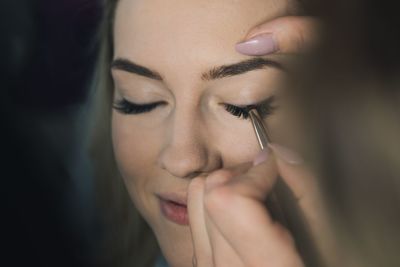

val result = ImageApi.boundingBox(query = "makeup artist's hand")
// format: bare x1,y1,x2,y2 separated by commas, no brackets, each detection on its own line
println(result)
235,16,318,55
188,144,324,267
186,15,322,267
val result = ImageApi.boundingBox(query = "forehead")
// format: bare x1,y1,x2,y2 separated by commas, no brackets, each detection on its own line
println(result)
114,0,295,82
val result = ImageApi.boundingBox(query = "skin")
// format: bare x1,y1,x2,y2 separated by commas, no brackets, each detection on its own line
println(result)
187,18,328,267
110,1,319,267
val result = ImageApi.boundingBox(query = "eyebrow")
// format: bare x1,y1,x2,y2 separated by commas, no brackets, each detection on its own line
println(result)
111,58,163,80
201,57,284,81
111,57,283,81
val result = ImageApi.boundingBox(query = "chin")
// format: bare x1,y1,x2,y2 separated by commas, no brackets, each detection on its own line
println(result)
153,223,194,267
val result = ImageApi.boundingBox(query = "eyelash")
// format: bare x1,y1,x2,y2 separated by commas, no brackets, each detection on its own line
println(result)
223,96,276,120
113,97,276,119
113,99,164,114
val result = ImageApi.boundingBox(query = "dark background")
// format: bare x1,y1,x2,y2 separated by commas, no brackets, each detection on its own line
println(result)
1,0,101,266
2,0,399,266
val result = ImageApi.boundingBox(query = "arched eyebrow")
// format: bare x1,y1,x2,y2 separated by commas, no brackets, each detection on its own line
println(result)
111,58,163,80
111,57,283,81
201,57,284,81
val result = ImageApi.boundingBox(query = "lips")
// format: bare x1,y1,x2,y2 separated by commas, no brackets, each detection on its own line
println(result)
157,193,188,225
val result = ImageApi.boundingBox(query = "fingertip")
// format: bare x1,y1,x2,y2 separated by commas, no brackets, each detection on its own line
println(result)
188,177,206,199
235,33,278,56
236,16,318,56
205,169,231,192
268,143,303,165
253,148,271,166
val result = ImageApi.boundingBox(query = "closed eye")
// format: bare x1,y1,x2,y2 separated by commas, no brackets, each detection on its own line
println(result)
113,98,166,114
223,96,276,120
223,104,252,119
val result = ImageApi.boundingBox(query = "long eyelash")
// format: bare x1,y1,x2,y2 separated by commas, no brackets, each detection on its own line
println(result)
224,104,251,119
224,96,276,120
113,98,164,114
255,96,276,117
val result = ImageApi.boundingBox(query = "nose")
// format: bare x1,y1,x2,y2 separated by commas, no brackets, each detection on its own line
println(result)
158,111,221,179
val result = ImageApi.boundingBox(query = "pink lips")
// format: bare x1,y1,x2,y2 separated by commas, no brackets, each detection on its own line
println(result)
157,193,188,225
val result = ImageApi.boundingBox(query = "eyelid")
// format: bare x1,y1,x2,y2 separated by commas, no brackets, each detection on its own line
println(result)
114,98,164,106
252,95,276,107
113,98,166,114
223,95,276,119
113,82,170,102
224,95,276,109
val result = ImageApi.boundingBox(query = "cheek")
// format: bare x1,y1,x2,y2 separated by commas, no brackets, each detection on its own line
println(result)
209,119,261,165
112,115,151,178
111,113,163,210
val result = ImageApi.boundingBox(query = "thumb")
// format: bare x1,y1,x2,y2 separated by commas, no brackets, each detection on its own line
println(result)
236,16,318,56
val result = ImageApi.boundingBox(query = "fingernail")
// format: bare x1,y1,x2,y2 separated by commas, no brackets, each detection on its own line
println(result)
253,148,270,166
268,143,303,165
235,33,278,56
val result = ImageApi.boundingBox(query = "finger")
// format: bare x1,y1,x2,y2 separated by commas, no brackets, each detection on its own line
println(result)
206,149,277,201
236,16,318,55
204,177,304,267
268,143,322,226
204,150,304,266
268,142,334,262
189,165,251,267
187,178,213,267
225,162,253,175
205,162,253,190
204,210,244,267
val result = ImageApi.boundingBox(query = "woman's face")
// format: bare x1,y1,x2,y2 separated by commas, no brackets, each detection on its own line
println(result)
111,0,295,266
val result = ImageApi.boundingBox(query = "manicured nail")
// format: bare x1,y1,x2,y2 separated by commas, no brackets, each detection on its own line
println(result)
235,33,278,56
268,143,303,165
253,149,270,166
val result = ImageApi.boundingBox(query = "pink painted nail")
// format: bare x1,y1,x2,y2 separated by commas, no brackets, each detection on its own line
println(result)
268,143,303,165
235,33,278,56
253,149,270,166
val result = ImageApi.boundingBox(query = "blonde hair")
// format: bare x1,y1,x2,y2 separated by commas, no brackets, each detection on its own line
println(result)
88,1,159,266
